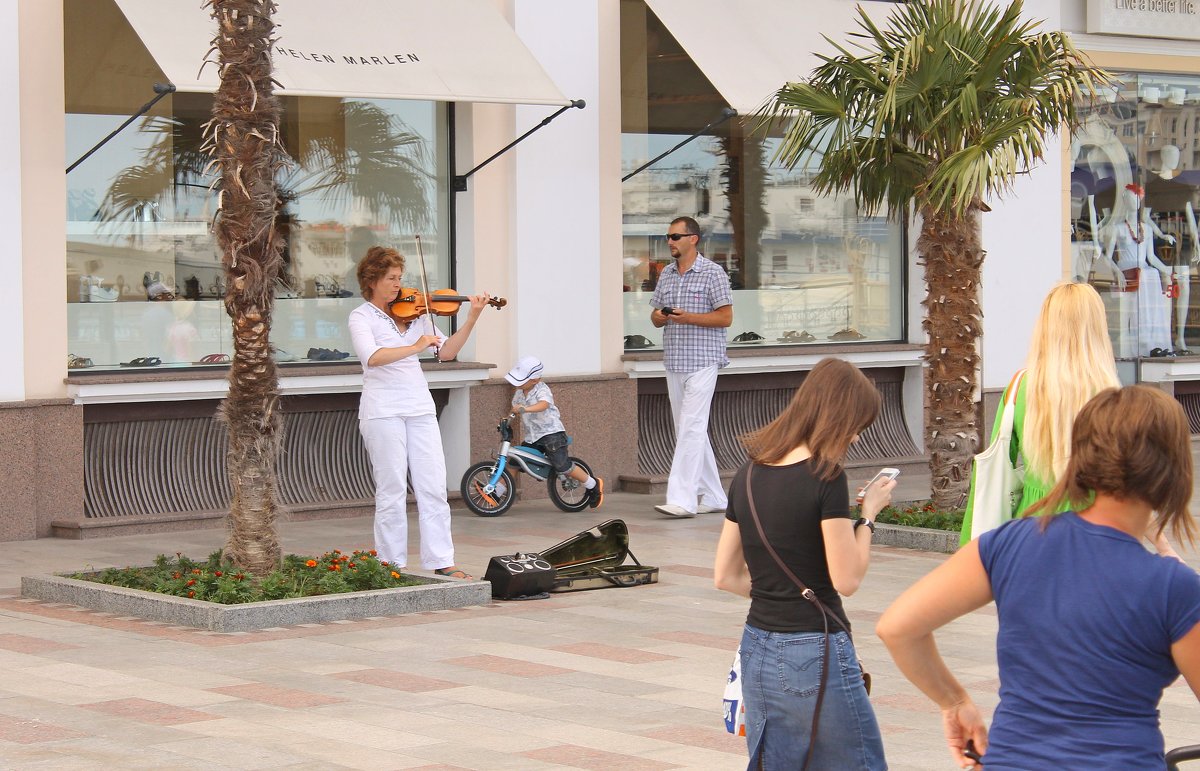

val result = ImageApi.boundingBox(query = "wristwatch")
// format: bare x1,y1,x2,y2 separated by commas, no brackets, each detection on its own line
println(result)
853,517,875,534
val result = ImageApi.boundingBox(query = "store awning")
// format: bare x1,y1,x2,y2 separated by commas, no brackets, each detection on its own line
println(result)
644,0,896,116
112,0,570,106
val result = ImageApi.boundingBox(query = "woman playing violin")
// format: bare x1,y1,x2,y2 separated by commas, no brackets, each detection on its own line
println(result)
347,245,492,580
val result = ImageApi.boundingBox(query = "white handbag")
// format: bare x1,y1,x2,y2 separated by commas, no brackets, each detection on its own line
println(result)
968,370,1027,540
722,647,746,736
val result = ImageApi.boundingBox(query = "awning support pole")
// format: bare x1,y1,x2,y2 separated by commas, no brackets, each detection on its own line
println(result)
452,99,585,192
621,108,737,183
66,83,177,174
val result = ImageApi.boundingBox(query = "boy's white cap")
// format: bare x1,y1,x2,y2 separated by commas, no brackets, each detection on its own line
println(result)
505,355,544,386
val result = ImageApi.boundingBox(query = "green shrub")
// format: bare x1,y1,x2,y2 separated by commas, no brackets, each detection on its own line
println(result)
72,548,420,604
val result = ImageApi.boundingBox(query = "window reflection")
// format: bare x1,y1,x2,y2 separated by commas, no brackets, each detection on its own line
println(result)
1072,73,1200,360
619,0,904,351
65,0,448,370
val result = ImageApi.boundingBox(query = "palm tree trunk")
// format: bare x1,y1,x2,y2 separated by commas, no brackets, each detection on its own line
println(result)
918,206,984,511
208,0,286,574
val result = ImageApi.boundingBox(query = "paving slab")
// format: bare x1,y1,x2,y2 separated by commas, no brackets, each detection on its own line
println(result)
0,483,1197,768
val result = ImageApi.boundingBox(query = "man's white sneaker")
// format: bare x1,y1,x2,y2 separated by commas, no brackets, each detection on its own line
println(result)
695,504,726,514
655,503,695,518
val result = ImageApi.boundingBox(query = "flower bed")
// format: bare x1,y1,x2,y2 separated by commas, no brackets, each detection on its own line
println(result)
73,549,421,604
853,501,964,553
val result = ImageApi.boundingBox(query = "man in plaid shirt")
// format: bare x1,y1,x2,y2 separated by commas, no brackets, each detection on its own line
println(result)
649,216,734,518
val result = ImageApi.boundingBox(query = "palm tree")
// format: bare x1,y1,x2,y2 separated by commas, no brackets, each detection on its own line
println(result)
206,0,287,574
760,0,1103,509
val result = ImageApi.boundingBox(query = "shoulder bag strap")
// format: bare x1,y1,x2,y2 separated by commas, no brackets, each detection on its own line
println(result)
996,369,1026,443
743,464,840,771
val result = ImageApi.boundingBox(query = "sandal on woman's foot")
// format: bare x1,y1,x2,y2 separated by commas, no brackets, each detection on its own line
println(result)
434,567,474,580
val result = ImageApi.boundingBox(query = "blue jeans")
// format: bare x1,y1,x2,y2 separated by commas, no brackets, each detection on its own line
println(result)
741,624,886,770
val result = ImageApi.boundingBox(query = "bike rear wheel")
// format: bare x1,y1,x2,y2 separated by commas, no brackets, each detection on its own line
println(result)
461,462,516,517
548,457,594,512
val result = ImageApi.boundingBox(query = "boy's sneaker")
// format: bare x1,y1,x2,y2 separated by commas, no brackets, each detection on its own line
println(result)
586,478,604,509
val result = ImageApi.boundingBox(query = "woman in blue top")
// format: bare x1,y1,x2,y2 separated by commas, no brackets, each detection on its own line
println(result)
879,385,1200,769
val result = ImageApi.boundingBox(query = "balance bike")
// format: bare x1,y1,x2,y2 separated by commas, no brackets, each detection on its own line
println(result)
460,415,595,517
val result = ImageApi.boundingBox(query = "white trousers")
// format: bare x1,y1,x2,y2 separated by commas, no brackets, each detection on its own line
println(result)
359,414,455,570
665,365,728,512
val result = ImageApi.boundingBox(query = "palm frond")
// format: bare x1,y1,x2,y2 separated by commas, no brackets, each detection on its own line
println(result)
757,0,1105,221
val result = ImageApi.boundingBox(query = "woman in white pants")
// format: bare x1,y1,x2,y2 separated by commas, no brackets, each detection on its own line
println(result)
348,246,490,579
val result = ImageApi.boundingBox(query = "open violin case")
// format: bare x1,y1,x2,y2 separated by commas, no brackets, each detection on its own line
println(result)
539,519,658,592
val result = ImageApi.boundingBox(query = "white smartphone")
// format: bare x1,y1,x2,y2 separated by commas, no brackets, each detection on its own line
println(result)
856,467,900,503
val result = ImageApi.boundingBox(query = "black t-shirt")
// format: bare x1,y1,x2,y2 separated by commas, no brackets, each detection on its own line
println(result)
726,460,852,633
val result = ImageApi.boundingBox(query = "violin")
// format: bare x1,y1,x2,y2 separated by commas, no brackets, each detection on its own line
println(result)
388,288,507,324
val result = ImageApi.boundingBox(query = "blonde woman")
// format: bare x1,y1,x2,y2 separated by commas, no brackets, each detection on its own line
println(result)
960,282,1119,544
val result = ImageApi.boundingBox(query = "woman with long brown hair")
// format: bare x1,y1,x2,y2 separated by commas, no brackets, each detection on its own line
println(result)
714,357,895,770
879,386,1200,769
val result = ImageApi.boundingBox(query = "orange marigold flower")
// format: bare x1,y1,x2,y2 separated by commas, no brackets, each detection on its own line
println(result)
348,563,356,569
390,571,401,579
191,569,202,575
186,579,196,587
333,549,341,554
172,572,181,579
214,571,222,577
234,573,245,581
306,559,318,568
381,561,389,566
370,550,378,557
188,590,195,598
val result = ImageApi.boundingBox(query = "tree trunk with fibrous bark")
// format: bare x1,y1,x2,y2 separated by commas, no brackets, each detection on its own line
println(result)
206,0,287,574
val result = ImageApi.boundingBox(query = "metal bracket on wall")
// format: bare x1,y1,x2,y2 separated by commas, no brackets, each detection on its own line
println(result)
452,99,586,192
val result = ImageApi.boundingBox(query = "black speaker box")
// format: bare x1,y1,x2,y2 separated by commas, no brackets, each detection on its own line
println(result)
484,553,557,599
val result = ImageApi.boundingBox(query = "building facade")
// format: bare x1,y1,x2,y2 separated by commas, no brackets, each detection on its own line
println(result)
7,0,1185,541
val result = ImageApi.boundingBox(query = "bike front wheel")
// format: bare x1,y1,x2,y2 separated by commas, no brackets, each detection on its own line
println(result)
548,457,594,513
461,462,516,517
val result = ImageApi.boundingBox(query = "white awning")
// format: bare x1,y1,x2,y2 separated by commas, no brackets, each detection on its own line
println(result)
113,0,570,106
644,0,897,116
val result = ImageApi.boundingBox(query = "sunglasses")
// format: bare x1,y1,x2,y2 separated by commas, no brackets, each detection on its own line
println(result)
665,233,698,241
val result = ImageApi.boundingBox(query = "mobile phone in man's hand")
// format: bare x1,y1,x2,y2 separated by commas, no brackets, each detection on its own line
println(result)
660,306,678,316
855,467,900,503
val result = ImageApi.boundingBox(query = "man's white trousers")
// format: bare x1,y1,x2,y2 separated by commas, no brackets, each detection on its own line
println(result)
665,364,728,513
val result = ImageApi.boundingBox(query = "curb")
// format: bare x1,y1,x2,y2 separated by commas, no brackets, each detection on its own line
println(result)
873,523,959,554
20,573,491,633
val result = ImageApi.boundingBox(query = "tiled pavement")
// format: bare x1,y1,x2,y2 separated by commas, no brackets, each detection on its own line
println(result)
1,489,1198,769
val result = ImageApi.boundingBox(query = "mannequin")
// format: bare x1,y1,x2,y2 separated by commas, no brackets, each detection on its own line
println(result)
1147,144,1200,353
1105,184,1173,356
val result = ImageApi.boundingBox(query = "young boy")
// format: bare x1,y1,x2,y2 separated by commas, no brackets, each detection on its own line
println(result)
506,355,603,508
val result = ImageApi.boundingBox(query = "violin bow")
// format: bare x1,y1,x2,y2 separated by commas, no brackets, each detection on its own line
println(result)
413,235,441,359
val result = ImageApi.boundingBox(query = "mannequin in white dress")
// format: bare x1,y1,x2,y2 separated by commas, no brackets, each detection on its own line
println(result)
1105,185,1173,356
1150,144,1200,353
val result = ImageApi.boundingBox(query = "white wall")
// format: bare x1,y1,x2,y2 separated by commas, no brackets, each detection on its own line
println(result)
512,0,613,377
979,0,1066,389
0,0,23,401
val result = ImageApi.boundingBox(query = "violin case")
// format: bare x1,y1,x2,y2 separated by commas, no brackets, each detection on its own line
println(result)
538,519,658,592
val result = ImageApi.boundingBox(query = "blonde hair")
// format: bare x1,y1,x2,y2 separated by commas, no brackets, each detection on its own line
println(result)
1027,386,1196,546
1022,283,1119,485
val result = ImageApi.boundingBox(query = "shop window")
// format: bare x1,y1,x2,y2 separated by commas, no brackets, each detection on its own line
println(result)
64,0,449,370
618,0,904,350
1070,72,1200,362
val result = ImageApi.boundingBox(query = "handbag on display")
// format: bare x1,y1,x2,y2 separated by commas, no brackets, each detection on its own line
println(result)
1121,267,1140,292
967,369,1027,540
722,646,746,736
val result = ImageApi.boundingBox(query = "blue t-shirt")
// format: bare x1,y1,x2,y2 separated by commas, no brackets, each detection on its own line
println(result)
978,513,1200,770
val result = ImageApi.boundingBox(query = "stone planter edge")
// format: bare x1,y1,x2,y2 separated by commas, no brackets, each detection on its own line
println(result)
873,523,959,554
20,572,491,633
